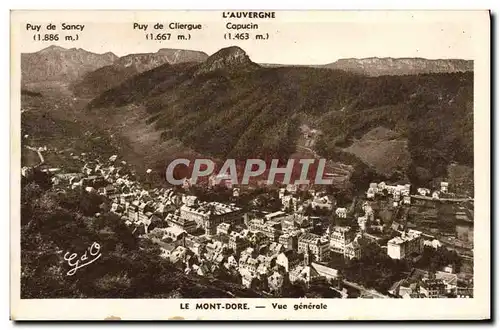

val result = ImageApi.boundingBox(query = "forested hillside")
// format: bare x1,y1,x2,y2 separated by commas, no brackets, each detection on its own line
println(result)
88,46,473,186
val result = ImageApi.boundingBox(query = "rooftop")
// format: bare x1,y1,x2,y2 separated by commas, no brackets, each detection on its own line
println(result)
181,201,241,216
301,233,326,246
165,226,187,237
265,211,286,220
388,229,422,245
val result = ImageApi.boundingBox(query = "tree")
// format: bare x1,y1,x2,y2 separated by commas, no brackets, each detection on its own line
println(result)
20,174,262,298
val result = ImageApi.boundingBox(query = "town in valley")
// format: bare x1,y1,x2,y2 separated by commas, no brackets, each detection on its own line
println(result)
21,144,474,299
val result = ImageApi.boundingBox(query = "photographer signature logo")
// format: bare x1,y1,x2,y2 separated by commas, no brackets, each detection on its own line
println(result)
63,242,102,276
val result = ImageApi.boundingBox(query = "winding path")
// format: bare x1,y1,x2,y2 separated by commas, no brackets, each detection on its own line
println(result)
25,145,45,167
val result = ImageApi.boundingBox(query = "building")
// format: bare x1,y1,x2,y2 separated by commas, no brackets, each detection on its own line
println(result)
424,239,442,249
286,184,297,194
111,202,125,215
366,182,412,198
225,255,239,270
366,186,377,199
298,233,330,262
268,242,284,257
281,213,312,232
435,271,458,296
310,262,340,281
180,198,243,235
432,191,440,199
440,182,449,193
240,268,256,289
417,188,431,196
239,255,259,277
330,226,356,255
164,226,187,241
282,195,299,212
289,265,321,286
276,250,303,272
217,222,232,235
387,229,424,260
389,269,457,298
183,235,205,256
278,188,286,199
421,279,446,298
209,173,234,189
138,202,154,223
267,271,285,293
155,240,177,259
357,216,367,231
228,231,250,254
247,218,282,241
278,232,299,251
250,232,271,253
335,208,347,218
205,241,227,260
311,195,335,211
264,211,286,222
169,246,188,264
344,239,361,260
165,211,198,234
374,182,411,198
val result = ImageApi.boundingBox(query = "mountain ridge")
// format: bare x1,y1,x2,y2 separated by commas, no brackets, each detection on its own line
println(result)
322,57,473,76
86,46,473,187
22,46,118,84
21,45,474,188
72,48,209,96
23,45,473,86
195,46,259,76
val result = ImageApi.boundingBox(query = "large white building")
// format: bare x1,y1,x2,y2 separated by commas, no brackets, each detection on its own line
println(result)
387,229,424,259
368,182,411,199
330,226,356,254
298,233,330,263
329,226,362,260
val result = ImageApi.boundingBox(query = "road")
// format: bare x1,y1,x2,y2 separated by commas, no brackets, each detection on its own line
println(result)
410,195,473,203
25,145,45,167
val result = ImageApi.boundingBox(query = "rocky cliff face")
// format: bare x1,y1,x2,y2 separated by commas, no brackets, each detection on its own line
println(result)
155,48,209,64
324,57,473,76
21,46,118,83
196,46,259,75
115,49,209,72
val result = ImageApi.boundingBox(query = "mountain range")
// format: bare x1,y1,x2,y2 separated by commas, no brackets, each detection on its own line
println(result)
21,45,474,190
321,57,473,76
72,48,209,96
21,45,118,84
22,46,473,85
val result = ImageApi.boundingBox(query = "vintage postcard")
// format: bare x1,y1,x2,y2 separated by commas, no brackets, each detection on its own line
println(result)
10,10,490,320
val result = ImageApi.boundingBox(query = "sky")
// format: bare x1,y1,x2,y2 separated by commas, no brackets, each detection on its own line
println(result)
12,10,487,64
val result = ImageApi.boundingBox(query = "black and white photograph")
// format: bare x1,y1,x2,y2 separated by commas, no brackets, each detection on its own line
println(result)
10,9,491,320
